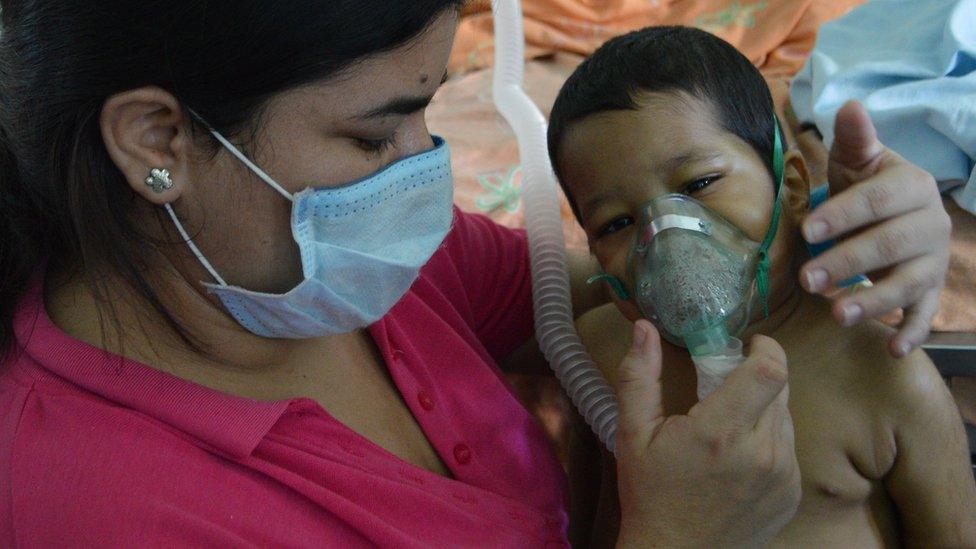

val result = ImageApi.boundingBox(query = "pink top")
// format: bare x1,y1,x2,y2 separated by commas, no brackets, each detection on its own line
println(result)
0,210,570,547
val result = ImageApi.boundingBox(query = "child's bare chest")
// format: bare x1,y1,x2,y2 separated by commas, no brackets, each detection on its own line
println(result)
777,354,900,546
777,401,899,546
661,340,900,546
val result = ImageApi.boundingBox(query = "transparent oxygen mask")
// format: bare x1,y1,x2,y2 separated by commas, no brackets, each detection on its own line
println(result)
629,194,768,399
630,194,761,358
588,118,786,399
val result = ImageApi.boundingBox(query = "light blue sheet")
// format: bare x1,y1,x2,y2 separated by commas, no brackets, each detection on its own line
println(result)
791,0,976,215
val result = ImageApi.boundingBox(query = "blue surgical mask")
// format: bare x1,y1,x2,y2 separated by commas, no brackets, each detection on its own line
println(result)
165,125,455,339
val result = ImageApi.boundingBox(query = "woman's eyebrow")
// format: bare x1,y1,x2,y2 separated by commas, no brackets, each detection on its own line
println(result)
354,71,449,120
357,96,435,119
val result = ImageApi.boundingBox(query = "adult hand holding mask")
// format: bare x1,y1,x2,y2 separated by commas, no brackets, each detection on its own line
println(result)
614,321,800,548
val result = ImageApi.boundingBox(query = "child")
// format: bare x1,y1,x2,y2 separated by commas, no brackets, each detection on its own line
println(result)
547,26,976,546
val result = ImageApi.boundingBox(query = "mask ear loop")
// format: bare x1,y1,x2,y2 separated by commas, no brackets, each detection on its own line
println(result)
164,109,299,287
186,108,295,202
587,273,632,302
755,116,786,318
164,203,228,286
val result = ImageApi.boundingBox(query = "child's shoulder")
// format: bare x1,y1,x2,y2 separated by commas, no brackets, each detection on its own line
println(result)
787,296,942,415
577,296,949,428
576,303,637,386
786,296,951,465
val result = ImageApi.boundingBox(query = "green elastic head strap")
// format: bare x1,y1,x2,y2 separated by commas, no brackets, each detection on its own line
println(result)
755,116,787,318
588,273,632,302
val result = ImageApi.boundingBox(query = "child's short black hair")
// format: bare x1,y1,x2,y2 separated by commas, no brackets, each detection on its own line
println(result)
548,26,779,219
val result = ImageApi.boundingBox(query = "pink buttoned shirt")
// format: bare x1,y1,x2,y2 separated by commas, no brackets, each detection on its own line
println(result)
0,209,571,547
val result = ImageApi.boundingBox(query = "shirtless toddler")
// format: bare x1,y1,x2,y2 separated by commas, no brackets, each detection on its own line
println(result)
547,26,976,547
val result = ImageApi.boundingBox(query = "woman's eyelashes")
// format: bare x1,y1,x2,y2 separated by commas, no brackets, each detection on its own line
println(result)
596,215,635,238
354,132,398,154
682,174,722,195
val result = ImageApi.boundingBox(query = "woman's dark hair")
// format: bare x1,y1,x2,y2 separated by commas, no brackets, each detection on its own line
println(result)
547,26,780,220
0,1,463,356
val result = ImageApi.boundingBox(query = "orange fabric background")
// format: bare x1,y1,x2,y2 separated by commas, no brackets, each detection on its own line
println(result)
451,0,866,108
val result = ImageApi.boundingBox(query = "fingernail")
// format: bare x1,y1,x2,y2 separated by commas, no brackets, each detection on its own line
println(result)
805,268,829,293
632,323,647,350
841,303,863,326
804,220,829,243
896,341,912,357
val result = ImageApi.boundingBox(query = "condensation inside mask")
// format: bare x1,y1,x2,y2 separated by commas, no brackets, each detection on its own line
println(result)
631,194,761,350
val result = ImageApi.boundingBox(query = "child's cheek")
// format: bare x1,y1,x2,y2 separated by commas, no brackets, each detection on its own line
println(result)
612,294,642,322
705,183,776,243
592,237,641,322
591,238,629,285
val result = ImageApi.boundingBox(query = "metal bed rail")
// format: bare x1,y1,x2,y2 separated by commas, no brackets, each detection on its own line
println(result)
923,332,976,475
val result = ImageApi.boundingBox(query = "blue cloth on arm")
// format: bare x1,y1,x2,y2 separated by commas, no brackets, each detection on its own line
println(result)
791,0,976,215
806,185,871,289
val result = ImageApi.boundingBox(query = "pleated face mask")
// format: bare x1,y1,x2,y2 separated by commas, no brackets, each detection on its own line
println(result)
628,192,771,353
166,125,455,339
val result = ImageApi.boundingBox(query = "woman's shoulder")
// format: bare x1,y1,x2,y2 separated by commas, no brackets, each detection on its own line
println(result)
0,364,183,541
1,361,268,545
436,208,527,271
2,359,211,478
413,209,535,359
418,208,528,304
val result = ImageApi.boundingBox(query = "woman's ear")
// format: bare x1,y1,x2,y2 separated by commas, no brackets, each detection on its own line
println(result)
783,149,812,222
100,86,191,205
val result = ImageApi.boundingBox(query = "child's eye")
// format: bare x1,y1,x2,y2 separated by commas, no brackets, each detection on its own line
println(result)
354,133,398,154
683,175,722,195
597,216,635,238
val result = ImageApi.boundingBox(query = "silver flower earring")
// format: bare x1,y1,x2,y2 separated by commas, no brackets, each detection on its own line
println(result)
145,168,175,194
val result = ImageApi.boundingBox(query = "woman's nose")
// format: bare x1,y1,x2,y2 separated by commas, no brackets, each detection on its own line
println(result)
395,114,435,158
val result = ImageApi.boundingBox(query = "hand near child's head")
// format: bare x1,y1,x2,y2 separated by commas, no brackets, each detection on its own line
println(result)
800,101,950,357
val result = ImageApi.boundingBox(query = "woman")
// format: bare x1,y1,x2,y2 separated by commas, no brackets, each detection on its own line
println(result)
0,2,951,547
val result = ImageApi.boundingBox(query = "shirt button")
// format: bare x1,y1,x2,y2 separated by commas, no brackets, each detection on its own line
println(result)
417,391,435,411
453,444,472,465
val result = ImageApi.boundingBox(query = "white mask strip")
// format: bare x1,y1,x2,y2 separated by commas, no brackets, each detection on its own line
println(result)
164,203,228,287
186,107,295,202
206,129,294,203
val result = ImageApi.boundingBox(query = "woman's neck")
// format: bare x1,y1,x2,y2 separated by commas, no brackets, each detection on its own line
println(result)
43,261,372,401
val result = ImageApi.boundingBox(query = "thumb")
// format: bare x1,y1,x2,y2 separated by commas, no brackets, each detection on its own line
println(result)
828,100,885,193
615,320,665,452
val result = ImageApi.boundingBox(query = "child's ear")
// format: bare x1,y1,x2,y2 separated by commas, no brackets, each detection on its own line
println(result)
783,150,812,221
